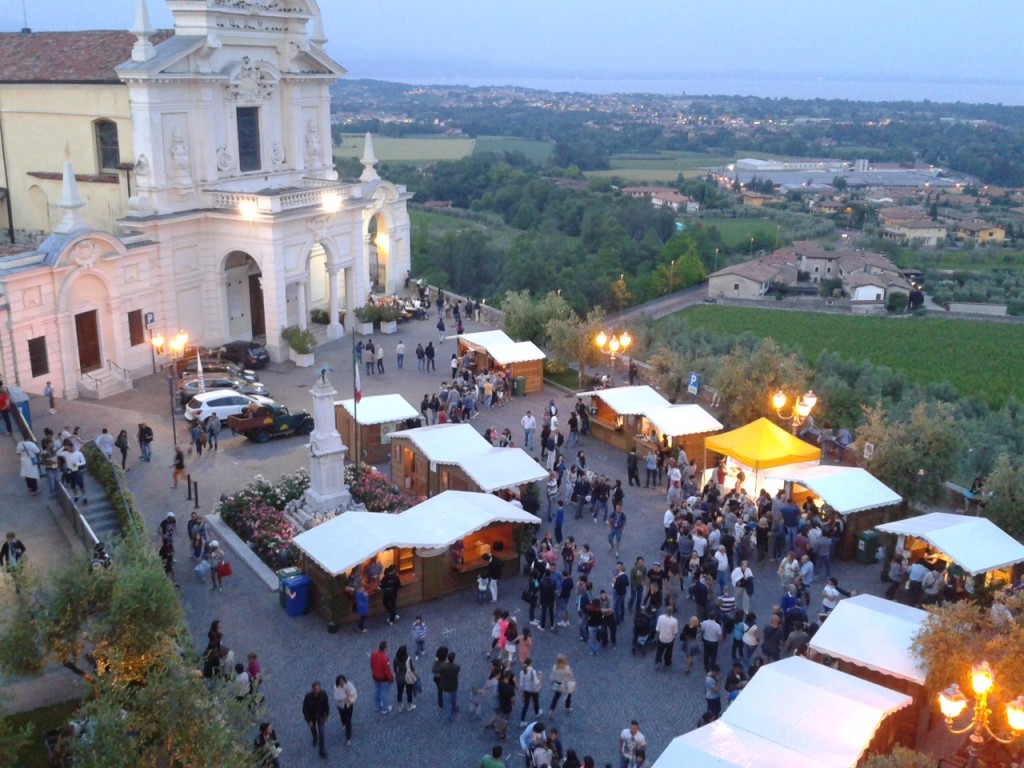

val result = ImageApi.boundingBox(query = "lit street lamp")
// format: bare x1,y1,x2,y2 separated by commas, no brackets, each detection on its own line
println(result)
594,330,633,383
938,661,1024,768
154,331,189,446
771,389,817,434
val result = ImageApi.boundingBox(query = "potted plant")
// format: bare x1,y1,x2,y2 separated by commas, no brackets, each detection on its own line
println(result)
378,303,403,334
353,304,380,336
281,325,317,367
324,576,347,634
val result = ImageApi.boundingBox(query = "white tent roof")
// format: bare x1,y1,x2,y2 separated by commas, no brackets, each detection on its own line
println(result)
809,594,928,685
643,404,723,437
293,491,541,576
337,394,419,426
456,331,546,363
876,512,1024,576
389,423,490,463
766,464,902,515
576,384,671,415
653,720,834,768
722,657,912,767
459,448,550,492
389,423,546,490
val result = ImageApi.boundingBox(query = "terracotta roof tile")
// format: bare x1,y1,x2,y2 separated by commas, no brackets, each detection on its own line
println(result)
0,30,173,84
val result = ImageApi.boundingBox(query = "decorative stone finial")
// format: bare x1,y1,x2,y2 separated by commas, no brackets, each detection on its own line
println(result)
54,161,88,234
131,0,156,63
310,11,328,46
360,132,380,183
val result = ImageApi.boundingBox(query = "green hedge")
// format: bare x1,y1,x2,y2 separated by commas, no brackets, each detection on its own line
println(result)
82,442,144,538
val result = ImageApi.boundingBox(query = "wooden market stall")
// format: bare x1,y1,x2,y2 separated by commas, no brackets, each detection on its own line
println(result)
876,512,1024,591
335,393,420,464
653,656,913,768
456,330,546,394
809,594,930,749
390,423,548,499
292,491,541,624
767,464,902,560
638,404,723,477
576,385,672,452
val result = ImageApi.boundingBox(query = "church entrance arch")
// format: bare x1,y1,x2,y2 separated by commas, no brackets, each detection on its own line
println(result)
367,213,390,294
66,273,111,374
223,251,265,339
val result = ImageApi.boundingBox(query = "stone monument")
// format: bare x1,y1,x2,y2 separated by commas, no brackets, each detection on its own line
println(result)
303,365,352,515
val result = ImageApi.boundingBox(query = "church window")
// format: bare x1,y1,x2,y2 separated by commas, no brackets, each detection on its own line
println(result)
28,336,49,377
237,107,261,172
127,310,145,347
94,120,120,173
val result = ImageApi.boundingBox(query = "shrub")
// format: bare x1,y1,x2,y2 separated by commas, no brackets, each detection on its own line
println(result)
354,304,382,323
378,303,404,323
215,470,310,568
344,463,419,512
82,442,144,537
281,325,316,354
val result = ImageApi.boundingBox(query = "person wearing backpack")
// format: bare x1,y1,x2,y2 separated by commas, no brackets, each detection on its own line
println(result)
137,422,154,462
518,658,543,725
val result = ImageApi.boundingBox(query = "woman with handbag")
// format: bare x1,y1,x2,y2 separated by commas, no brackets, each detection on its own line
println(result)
15,438,41,496
548,653,576,714
393,645,418,712
208,540,227,591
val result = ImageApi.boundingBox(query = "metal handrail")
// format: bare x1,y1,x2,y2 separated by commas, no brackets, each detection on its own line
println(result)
81,370,100,386
107,359,130,379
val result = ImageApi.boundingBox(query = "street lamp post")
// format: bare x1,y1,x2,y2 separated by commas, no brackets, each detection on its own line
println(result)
770,389,817,434
594,330,633,381
159,331,189,446
938,661,1024,768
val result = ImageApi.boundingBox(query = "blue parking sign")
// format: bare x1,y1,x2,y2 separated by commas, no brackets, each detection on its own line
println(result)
688,372,700,395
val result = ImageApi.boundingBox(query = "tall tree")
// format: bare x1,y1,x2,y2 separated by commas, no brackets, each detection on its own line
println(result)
983,453,1024,540
545,307,607,386
711,338,811,428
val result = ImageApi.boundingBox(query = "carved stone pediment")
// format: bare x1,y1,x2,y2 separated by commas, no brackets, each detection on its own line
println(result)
224,56,277,103
213,0,308,13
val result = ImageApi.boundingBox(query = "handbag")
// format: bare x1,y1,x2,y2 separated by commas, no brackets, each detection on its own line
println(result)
194,560,211,580
405,665,418,685
217,561,233,577
521,589,535,604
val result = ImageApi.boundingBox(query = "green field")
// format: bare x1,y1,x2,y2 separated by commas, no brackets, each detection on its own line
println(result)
583,150,731,184
472,135,555,164
671,305,1024,406
892,248,1024,273
334,133,475,162
700,217,783,250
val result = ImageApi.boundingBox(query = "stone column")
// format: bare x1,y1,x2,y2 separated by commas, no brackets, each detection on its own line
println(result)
303,372,351,514
296,278,308,330
326,268,343,339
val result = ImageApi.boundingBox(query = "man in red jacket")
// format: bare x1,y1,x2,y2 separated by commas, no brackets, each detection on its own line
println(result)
370,640,394,713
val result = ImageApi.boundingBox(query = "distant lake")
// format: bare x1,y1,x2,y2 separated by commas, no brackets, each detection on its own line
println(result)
382,73,1024,106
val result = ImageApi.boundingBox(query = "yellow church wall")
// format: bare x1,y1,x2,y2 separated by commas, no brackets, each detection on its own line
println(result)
0,83,132,235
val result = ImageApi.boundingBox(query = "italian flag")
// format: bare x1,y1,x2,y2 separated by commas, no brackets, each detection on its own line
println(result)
354,361,362,403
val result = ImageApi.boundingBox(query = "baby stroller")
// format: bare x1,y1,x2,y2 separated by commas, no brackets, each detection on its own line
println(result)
631,609,656,655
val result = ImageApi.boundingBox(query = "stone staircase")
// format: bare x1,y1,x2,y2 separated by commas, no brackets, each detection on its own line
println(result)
76,492,122,544
77,368,134,400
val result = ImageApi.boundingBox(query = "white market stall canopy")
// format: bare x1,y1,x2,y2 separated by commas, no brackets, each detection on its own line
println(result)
337,393,419,425
576,384,671,415
809,594,928,686
456,330,546,363
460,448,550,492
643,404,723,437
876,512,1024,577
767,464,902,516
293,491,541,576
389,423,548,490
720,657,912,767
653,719,834,768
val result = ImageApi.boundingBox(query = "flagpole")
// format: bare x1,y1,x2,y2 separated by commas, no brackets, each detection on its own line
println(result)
352,323,360,481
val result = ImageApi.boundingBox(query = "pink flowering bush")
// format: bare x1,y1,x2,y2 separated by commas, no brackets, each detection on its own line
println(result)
217,469,309,567
344,463,422,512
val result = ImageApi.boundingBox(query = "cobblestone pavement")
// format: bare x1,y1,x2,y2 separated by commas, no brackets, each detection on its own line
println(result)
4,311,892,767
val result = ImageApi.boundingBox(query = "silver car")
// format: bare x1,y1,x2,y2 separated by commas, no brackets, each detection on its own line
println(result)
178,374,269,406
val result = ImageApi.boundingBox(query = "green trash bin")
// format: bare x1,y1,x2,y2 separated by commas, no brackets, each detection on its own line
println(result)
513,376,527,397
856,530,879,565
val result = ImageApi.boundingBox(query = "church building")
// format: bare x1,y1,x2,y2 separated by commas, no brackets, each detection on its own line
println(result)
0,0,411,399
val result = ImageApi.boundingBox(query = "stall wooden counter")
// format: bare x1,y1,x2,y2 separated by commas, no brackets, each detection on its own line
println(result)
335,394,420,464
578,385,675,452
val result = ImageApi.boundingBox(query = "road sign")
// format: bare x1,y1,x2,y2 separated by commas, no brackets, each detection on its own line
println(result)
144,311,155,328
687,372,700,396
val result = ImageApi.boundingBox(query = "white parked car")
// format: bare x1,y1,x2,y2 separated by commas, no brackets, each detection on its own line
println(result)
184,391,275,425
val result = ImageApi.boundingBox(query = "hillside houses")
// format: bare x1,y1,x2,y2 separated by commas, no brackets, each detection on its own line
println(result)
708,243,910,306
621,186,699,214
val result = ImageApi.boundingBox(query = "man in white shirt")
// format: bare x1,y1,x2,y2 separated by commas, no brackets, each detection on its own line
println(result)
699,616,723,673
95,427,115,460
619,721,646,768
653,606,679,669
731,560,754,613
521,411,537,452
57,438,88,504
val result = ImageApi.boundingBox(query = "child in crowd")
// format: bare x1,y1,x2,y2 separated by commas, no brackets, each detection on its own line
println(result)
412,616,427,658
469,686,483,720
477,574,490,604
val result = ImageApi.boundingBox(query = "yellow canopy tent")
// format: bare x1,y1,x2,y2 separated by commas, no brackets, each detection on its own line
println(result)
704,417,820,471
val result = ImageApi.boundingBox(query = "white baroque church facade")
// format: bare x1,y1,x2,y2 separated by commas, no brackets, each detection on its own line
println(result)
0,0,411,399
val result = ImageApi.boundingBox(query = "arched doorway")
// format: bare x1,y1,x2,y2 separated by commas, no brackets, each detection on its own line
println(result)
223,250,265,339
67,273,112,373
367,212,390,294
308,242,329,312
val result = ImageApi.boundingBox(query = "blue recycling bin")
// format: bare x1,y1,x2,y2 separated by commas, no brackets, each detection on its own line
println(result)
7,386,30,430
282,573,311,617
